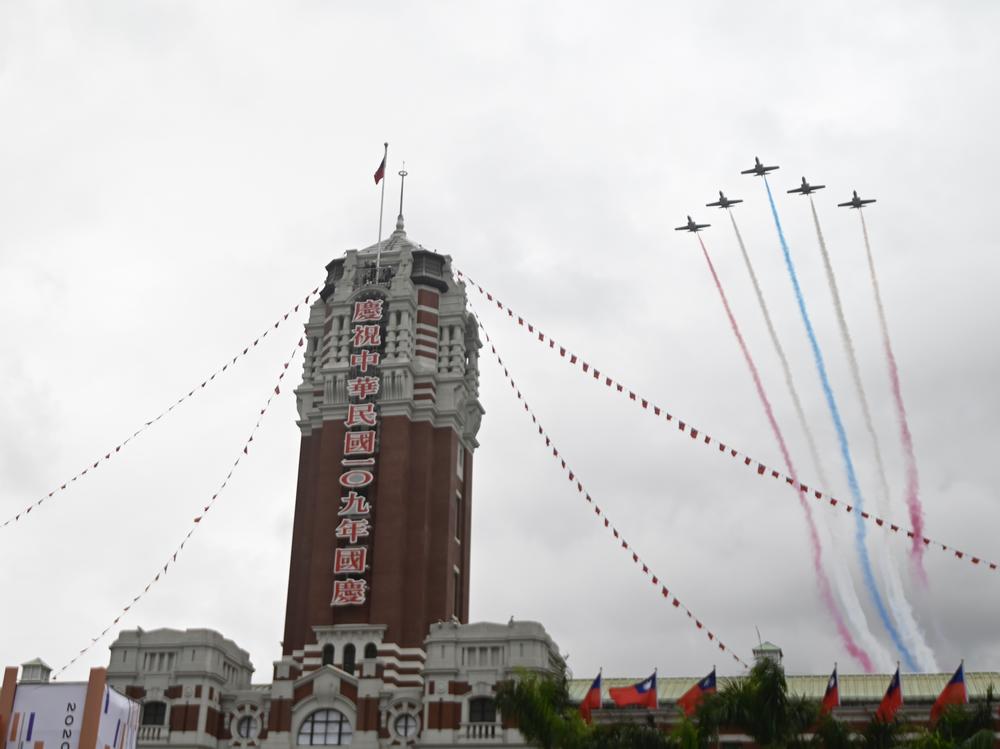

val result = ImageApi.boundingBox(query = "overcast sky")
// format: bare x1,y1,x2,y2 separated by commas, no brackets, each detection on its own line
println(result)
2,1,999,684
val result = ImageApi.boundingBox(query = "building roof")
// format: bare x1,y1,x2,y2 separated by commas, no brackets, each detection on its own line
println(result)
754,641,782,653
358,219,424,256
568,672,1000,704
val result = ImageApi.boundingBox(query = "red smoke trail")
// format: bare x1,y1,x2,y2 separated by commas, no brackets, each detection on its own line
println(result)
697,234,874,672
860,210,926,581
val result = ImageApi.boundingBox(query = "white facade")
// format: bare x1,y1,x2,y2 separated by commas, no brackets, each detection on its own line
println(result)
94,621,562,749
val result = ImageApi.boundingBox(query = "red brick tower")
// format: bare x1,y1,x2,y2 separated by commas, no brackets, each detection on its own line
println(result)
282,217,483,658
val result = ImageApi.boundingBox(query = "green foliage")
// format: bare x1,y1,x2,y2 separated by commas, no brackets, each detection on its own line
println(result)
587,723,672,749
860,716,901,749
495,670,677,749
698,659,818,748
670,717,708,749
496,667,997,749
955,730,997,749
932,686,996,745
813,714,853,749
494,669,589,749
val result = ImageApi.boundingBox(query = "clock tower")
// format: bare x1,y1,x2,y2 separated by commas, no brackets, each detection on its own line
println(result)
281,216,484,662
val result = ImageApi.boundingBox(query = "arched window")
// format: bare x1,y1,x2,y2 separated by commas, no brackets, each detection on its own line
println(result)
141,701,167,726
296,709,353,746
468,697,496,723
363,643,377,660
322,644,335,666
342,644,356,675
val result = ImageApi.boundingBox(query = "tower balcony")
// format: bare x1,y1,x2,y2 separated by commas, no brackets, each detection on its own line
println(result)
353,263,394,289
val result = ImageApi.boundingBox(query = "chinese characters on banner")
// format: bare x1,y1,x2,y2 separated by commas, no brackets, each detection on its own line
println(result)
332,297,386,607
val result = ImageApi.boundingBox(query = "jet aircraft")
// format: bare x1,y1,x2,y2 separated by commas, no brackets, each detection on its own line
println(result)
787,177,825,195
838,190,876,209
675,215,710,232
740,157,779,176
706,191,743,209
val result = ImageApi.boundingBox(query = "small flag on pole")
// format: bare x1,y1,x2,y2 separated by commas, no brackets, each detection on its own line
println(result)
374,153,387,184
930,663,967,723
820,666,840,716
609,672,657,709
579,672,602,724
677,668,716,716
875,666,903,722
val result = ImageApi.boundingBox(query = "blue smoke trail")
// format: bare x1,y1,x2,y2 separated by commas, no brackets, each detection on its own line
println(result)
762,177,917,671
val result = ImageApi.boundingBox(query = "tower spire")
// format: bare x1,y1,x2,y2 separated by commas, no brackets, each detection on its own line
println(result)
395,162,408,233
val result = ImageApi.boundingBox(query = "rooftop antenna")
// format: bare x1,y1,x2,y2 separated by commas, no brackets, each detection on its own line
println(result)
396,162,408,232
755,626,763,647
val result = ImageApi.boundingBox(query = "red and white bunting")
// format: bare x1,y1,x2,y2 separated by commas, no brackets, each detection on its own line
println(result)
2,286,321,531
475,314,749,669
457,269,1000,579
52,336,306,679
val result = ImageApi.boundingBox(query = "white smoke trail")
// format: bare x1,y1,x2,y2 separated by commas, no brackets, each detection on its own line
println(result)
808,196,937,671
729,211,830,488
823,520,894,671
729,210,891,670
877,539,939,671
808,198,891,509
860,209,928,582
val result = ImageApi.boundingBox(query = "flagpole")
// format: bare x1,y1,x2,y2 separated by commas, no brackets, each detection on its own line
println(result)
375,141,388,279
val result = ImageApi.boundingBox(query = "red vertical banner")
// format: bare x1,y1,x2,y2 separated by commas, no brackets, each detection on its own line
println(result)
333,296,388,608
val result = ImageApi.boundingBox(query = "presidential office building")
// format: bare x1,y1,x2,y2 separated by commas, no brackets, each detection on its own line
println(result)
7,219,999,748
106,217,565,749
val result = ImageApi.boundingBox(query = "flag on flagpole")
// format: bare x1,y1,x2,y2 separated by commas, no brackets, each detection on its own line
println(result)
820,666,840,716
579,672,602,724
608,672,657,709
875,667,903,722
930,663,967,723
677,668,716,716
374,153,386,184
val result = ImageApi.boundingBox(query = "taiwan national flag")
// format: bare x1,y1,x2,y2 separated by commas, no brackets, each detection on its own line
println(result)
875,667,903,723
677,668,716,716
930,663,967,723
820,667,840,716
579,672,602,724
373,154,386,184
609,672,657,709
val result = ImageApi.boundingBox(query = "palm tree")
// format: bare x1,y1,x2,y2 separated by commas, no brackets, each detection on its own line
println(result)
494,670,585,748
812,713,853,749
908,686,996,749
588,723,673,748
698,659,817,748
495,669,670,749
859,715,901,749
